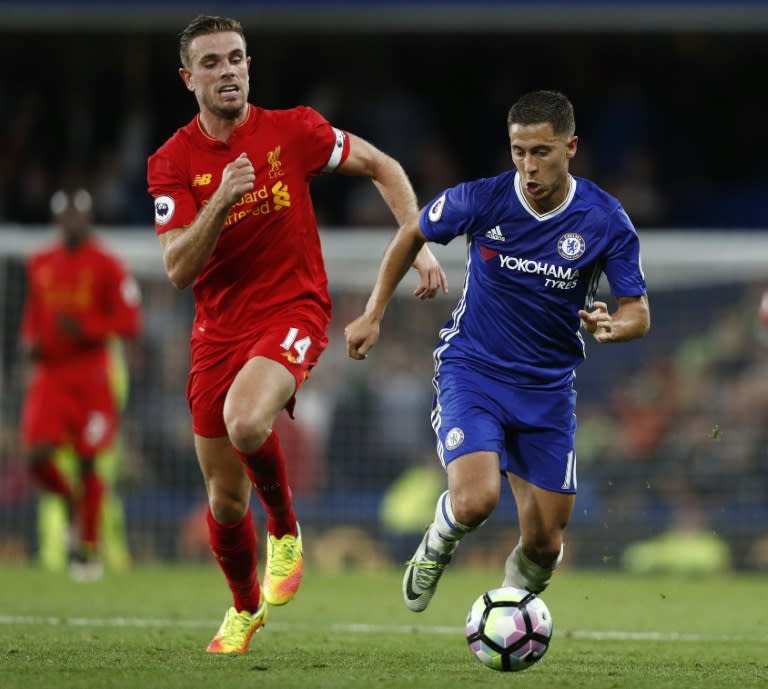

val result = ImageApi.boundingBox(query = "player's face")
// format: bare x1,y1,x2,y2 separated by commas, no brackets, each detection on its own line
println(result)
508,122,577,214
56,206,90,248
180,31,251,120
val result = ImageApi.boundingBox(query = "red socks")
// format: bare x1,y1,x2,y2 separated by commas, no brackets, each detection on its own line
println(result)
30,461,74,501
31,458,104,554
79,470,104,549
206,431,298,612
207,507,261,613
236,431,297,538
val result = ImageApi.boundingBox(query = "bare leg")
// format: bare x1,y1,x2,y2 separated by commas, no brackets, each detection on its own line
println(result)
503,473,574,592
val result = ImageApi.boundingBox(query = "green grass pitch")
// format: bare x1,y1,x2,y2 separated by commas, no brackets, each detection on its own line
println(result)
0,563,766,689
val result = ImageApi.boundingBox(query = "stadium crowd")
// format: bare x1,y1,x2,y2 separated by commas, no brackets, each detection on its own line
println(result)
1,30,768,230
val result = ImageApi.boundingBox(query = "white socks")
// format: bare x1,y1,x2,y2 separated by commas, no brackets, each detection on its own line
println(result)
503,541,564,593
427,490,475,554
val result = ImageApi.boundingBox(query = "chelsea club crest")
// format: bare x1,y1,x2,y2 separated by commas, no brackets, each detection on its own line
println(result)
557,232,586,260
445,427,465,451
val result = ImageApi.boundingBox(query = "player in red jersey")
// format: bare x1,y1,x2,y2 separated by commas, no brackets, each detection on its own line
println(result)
20,188,142,580
147,15,448,654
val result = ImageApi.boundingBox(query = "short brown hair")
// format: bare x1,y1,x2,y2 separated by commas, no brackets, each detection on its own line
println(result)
507,90,575,137
178,15,246,67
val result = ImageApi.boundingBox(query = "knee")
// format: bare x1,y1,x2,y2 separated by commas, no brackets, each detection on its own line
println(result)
450,488,498,528
208,491,249,525
223,412,270,454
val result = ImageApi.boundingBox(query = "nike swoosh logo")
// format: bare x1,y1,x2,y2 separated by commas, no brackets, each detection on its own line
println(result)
404,567,422,601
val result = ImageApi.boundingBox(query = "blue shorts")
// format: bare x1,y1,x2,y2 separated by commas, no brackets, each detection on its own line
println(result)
431,362,578,493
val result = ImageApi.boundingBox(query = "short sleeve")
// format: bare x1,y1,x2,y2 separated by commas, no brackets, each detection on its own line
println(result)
419,182,478,245
603,206,647,297
290,106,350,176
147,146,199,235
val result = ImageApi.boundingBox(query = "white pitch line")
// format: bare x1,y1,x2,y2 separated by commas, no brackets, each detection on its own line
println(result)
0,615,213,628
0,615,766,643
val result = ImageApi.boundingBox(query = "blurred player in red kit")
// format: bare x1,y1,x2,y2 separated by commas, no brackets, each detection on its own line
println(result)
20,188,142,580
147,15,447,653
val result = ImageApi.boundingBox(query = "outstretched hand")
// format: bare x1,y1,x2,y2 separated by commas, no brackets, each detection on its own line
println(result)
578,301,614,342
411,245,448,300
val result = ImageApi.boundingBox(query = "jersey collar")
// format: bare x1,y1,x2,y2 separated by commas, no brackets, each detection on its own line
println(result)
194,104,255,146
514,172,577,222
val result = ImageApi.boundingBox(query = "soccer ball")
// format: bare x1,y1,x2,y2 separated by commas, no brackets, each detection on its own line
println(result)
465,586,553,672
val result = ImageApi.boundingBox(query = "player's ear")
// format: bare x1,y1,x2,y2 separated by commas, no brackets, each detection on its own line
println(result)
566,135,578,159
179,67,194,92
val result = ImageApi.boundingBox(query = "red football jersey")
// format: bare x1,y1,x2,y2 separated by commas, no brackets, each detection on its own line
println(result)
147,104,350,346
21,237,142,366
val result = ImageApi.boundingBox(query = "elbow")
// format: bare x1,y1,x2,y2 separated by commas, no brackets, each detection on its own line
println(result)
169,274,192,290
164,261,193,290
400,221,425,247
160,237,194,290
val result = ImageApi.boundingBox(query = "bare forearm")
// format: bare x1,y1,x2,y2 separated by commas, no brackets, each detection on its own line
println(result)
370,158,419,227
367,152,442,279
338,134,419,227
161,194,231,289
371,163,443,280
608,296,651,342
162,153,256,289
364,225,425,320
579,295,650,343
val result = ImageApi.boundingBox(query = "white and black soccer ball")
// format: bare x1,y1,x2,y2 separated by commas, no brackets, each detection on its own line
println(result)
465,586,553,672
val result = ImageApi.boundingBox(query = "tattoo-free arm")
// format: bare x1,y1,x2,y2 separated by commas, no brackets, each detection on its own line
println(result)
345,221,426,360
578,295,650,343
159,153,255,289
337,134,447,299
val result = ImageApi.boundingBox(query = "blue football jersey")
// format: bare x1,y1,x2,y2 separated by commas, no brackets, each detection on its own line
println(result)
419,170,646,387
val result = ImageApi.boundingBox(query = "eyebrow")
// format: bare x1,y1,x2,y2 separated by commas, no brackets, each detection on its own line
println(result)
512,143,555,150
198,48,245,63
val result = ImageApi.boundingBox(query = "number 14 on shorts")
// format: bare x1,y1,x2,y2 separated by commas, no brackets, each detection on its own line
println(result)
280,327,311,364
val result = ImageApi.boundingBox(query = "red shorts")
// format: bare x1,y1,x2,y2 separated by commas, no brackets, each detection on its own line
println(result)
21,359,117,457
187,317,329,438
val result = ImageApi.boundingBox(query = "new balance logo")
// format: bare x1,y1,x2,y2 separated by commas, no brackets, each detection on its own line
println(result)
192,173,213,187
484,225,505,241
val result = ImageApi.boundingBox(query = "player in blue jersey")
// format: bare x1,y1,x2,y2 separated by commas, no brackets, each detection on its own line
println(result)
345,90,650,611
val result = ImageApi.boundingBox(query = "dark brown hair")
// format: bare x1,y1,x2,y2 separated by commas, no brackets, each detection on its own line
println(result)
178,15,246,67
507,90,575,137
